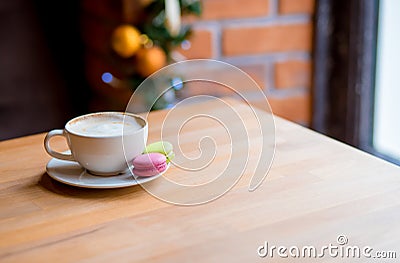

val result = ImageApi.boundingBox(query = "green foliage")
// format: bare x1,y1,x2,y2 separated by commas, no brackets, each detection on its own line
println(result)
117,0,202,110
140,0,202,56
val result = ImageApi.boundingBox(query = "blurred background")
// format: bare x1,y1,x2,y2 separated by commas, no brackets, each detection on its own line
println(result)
0,0,398,164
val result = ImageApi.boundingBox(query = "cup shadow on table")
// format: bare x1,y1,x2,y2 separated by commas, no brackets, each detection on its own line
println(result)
38,172,145,199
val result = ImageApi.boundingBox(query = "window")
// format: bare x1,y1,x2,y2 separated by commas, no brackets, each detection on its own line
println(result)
373,0,400,163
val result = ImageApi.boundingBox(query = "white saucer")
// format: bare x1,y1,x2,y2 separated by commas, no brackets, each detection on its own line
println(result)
46,158,168,189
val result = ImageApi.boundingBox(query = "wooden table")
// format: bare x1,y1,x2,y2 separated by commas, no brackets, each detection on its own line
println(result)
1,99,399,262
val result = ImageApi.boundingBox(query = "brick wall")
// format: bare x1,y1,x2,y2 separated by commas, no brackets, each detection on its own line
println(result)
81,0,314,125
177,0,314,125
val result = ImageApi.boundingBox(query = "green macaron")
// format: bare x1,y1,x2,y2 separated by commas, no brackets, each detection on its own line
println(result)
143,141,175,163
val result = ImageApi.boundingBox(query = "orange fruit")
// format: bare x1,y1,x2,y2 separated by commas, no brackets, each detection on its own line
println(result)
140,0,154,6
136,46,167,77
111,25,141,58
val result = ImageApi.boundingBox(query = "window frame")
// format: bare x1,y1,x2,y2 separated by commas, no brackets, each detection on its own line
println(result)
312,0,399,165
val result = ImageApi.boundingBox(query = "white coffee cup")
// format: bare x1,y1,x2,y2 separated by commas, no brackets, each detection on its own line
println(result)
44,112,148,176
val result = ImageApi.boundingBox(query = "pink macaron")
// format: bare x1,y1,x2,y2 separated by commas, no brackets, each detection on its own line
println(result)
132,153,167,177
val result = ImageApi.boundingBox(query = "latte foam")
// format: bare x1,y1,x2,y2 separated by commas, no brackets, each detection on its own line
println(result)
67,113,144,137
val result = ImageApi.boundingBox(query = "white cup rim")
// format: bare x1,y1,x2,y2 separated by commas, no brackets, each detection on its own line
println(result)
65,112,147,138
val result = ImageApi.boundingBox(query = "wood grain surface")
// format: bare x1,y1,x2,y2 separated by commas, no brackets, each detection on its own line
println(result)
0,98,399,262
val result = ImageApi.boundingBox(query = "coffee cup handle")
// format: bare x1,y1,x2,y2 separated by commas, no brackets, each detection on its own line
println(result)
44,129,75,161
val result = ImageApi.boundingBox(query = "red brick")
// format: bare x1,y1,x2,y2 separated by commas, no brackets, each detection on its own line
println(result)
201,0,269,20
222,23,312,56
254,94,311,124
238,64,267,90
180,81,236,98
279,0,315,15
275,60,311,89
174,64,266,99
176,29,213,59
